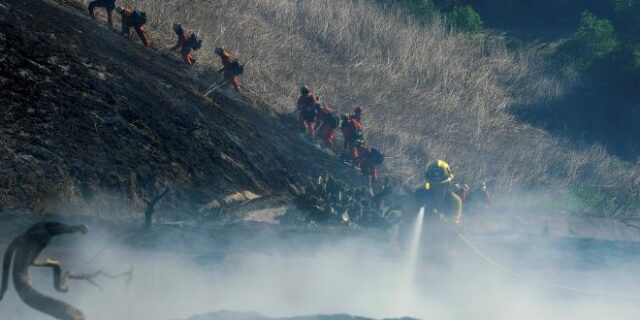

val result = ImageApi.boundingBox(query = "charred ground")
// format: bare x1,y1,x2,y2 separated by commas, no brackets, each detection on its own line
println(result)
0,0,365,218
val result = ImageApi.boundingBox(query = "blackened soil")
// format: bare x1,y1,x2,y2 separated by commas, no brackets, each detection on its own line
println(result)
0,0,363,217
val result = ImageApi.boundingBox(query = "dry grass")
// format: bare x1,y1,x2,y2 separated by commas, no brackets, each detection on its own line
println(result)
116,0,640,216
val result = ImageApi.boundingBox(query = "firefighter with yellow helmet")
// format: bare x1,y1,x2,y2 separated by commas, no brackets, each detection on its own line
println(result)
415,159,462,224
401,159,463,268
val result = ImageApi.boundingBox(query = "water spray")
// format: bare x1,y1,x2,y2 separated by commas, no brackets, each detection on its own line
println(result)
397,207,425,314
406,207,425,280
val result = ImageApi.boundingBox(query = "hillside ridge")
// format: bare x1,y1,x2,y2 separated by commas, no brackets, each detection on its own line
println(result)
0,0,364,217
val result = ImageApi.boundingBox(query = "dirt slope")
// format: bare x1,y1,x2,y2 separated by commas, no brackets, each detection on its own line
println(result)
0,0,363,217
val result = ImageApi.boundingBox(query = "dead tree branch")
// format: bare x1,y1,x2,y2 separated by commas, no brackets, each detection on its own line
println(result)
66,267,134,291
144,187,170,229
621,219,640,231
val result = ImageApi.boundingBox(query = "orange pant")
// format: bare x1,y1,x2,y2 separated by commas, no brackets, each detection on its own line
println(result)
318,124,335,147
303,120,315,137
352,145,367,162
223,71,240,92
123,24,150,47
297,113,315,136
181,48,195,66
229,76,240,92
360,161,378,181
342,129,352,152
351,146,360,161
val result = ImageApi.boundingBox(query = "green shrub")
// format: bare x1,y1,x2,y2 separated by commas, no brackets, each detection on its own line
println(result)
562,11,618,68
447,5,484,33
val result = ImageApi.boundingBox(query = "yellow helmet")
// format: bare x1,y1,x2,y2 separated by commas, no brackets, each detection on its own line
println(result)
424,159,454,185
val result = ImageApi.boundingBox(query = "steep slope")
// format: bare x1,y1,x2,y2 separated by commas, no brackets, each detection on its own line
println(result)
127,0,640,217
0,0,362,217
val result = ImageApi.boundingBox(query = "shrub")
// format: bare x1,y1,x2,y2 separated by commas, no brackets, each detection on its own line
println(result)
447,5,484,33
563,11,618,68
281,173,401,227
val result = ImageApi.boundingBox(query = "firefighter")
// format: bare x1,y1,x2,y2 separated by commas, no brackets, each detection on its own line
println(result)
171,23,196,66
316,105,338,147
351,134,366,162
359,147,384,182
340,114,352,155
454,181,493,208
452,183,470,202
341,115,363,161
345,107,364,156
115,6,150,47
215,47,241,92
480,181,494,206
402,160,463,267
353,106,363,122
88,0,116,26
415,160,462,224
296,85,319,137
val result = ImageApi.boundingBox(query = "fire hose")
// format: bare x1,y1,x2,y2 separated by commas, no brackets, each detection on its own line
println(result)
457,233,640,300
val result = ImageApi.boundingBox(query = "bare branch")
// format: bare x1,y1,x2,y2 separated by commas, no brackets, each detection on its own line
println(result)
621,219,640,231
66,267,134,291
144,187,170,229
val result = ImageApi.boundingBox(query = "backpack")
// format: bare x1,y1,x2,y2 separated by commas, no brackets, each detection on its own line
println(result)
131,11,147,26
189,33,203,51
326,112,340,129
302,105,317,122
369,148,384,165
230,59,244,76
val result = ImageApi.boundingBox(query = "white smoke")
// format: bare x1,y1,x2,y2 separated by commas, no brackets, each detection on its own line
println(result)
1,215,639,320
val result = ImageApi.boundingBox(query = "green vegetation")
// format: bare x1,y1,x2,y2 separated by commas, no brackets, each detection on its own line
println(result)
560,11,618,69
281,173,401,227
413,0,640,95
610,0,640,73
447,5,484,33
558,2,640,75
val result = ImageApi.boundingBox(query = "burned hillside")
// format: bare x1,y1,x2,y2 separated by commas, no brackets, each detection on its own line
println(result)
0,0,364,217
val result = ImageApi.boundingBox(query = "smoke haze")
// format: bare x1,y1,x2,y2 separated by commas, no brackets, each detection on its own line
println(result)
1,216,639,320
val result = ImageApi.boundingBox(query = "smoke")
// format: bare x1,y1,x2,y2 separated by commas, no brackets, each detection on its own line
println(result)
1,215,639,320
